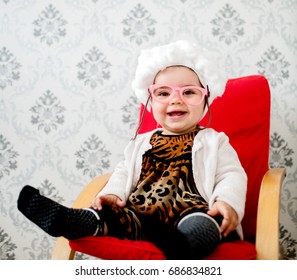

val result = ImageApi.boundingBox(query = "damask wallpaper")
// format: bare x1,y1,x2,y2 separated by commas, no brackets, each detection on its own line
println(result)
0,0,296,260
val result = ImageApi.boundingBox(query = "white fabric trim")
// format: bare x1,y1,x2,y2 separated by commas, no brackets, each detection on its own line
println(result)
83,207,100,220
83,208,101,236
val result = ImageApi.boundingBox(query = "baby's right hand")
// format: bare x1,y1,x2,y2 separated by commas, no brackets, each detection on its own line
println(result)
91,194,126,211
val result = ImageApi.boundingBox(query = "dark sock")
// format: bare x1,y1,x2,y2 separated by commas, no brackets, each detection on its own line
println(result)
177,212,222,259
17,185,104,240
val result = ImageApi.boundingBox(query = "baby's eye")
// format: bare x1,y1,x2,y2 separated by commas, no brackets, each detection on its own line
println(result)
183,89,196,95
155,89,171,97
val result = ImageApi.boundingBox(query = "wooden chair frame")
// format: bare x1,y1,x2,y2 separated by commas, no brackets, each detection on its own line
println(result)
51,168,286,260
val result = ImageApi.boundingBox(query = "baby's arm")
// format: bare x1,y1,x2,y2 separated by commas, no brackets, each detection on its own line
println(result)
207,200,238,237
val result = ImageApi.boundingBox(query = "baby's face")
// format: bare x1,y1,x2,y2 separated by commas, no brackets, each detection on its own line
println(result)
151,66,206,135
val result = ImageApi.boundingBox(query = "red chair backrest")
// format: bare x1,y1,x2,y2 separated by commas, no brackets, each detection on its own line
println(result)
137,75,271,242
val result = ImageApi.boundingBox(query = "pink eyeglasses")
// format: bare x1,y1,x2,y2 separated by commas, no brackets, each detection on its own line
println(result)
149,84,208,106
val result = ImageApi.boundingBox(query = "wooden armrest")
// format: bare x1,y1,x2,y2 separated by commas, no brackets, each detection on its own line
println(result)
72,173,112,209
256,168,286,260
51,173,112,260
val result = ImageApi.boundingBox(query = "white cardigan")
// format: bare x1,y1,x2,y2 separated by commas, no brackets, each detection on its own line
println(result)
99,128,247,239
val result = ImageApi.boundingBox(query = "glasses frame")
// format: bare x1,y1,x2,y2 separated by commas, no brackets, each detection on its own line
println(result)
148,84,208,106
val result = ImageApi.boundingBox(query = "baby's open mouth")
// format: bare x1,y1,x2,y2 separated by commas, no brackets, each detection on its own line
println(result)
168,111,186,117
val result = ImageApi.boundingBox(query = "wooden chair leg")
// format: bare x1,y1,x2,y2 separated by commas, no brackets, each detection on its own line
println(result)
51,237,75,260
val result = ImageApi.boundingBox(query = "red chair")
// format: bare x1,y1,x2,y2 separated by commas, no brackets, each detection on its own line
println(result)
52,75,286,260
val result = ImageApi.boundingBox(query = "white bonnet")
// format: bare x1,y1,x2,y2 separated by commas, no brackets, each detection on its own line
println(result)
132,40,228,110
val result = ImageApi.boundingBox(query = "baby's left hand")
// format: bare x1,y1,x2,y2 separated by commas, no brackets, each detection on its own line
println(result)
207,201,238,238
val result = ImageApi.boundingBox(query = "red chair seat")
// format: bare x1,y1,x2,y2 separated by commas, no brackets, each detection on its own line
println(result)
203,240,256,260
69,237,256,260
70,237,165,260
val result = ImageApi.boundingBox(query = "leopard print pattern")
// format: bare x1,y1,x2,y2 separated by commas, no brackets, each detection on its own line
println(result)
127,128,208,227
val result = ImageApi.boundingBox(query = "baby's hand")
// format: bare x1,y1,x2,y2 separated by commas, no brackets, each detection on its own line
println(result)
91,194,126,211
207,200,238,238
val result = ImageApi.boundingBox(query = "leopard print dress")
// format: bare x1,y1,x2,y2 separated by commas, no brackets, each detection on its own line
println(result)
102,128,209,240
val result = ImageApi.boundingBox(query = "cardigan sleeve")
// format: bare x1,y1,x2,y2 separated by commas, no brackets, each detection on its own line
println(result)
96,138,135,200
209,133,247,223
97,159,129,201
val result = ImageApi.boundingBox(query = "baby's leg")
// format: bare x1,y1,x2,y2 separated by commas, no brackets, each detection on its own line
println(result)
100,204,144,240
176,211,222,259
100,208,194,259
17,185,105,240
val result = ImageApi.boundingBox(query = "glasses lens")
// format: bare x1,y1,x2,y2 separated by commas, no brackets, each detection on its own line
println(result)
182,87,204,105
152,86,172,102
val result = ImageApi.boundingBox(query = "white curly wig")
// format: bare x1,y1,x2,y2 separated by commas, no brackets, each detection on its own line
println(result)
132,40,228,110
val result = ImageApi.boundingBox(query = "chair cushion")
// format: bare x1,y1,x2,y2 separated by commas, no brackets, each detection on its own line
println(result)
203,240,256,260
69,236,166,260
69,237,256,260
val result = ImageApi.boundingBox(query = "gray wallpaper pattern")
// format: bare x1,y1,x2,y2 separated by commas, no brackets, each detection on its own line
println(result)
0,0,296,260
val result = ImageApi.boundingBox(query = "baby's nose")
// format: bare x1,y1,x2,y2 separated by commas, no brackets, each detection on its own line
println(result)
170,94,183,104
